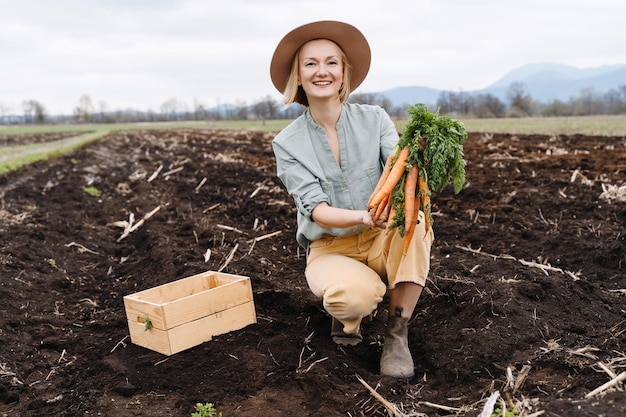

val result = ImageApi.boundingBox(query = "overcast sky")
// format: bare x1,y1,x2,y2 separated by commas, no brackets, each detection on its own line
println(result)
1,0,625,115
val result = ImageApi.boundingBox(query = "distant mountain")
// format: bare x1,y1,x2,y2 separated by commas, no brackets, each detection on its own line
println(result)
486,62,622,89
381,62,626,107
378,86,442,109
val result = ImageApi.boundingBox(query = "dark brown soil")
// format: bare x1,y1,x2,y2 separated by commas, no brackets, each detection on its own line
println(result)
1,128,625,416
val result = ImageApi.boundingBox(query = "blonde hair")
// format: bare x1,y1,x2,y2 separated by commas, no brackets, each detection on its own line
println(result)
282,41,352,107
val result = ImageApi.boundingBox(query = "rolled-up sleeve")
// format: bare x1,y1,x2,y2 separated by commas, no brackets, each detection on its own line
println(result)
273,140,329,219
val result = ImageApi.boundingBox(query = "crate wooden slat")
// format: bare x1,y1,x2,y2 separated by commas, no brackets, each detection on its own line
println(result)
126,302,256,355
123,271,256,355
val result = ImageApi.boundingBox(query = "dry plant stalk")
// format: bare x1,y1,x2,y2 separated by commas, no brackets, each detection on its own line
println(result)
217,243,239,272
248,230,282,243
455,244,582,280
110,206,161,242
585,371,626,398
478,391,500,417
608,319,626,338
298,356,328,374
147,164,163,182
249,184,265,198
567,345,600,360
356,375,408,417
513,364,532,394
110,336,129,353
65,242,100,255
599,182,626,203
195,177,207,192
247,231,282,255
420,400,463,412
518,259,566,276
162,166,184,177
217,224,244,234
596,362,618,379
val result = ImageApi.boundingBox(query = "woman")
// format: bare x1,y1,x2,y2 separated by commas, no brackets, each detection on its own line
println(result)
270,20,434,379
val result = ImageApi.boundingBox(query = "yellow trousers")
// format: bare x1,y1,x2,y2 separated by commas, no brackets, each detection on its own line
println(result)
305,211,434,334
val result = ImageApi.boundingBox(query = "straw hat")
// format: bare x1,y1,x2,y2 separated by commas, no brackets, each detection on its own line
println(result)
269,20,371,94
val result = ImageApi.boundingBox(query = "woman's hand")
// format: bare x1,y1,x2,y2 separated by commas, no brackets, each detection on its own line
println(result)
362,210,387,229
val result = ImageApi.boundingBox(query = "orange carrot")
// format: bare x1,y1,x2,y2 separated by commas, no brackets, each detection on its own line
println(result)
402,223,415,256
386,205,397,234
402,165,420,256
403,165,419,233
379,196,392,223
418,173,431,233
372,193,389,221
368,146,409,209
368,153,396,208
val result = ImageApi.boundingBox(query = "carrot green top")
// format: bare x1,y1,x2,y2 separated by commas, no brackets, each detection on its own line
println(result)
397,103,467,194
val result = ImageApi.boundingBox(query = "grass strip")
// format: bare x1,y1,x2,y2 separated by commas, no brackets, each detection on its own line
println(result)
0,129,111,175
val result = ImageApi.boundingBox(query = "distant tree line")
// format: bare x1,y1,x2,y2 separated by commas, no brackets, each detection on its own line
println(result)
435,82,626,118
2,82,625,125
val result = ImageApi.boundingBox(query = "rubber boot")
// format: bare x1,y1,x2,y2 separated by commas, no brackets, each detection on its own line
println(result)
380,316,414,379
331,317,362,346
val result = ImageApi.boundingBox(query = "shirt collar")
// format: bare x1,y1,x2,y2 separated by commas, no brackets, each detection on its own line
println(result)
304,103,347,131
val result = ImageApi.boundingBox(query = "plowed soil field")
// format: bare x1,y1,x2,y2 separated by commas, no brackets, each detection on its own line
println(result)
1,128,625,416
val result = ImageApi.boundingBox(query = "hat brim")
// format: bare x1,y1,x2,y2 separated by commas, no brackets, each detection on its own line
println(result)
270,20,371,94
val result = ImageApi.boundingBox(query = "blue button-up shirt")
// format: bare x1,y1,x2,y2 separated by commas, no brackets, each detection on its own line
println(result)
272,103,399,248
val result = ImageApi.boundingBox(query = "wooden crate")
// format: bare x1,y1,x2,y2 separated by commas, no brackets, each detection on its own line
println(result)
123,271,256,355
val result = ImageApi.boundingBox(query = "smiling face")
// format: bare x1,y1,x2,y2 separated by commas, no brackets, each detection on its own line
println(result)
297,39,345,104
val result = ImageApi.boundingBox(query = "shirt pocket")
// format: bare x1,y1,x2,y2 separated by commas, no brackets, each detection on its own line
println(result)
364,165,380,191
319,180,334,206
355,165,381,209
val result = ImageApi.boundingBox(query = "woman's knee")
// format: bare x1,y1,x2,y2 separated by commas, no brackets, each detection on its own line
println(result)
306,253,387,314
323,280,386,318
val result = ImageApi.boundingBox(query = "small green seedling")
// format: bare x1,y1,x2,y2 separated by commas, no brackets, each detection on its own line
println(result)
490,407,520,417
141,315,153,331
127,398,142,409
191,402,221,417
83,186,101,197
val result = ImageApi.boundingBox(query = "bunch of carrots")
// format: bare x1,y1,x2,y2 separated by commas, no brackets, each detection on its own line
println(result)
367,146,428,255
367,103,468,256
